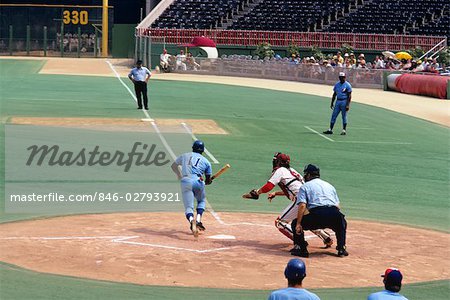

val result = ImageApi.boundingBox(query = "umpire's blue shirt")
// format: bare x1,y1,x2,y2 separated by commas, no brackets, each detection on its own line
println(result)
297,178,340,210
128,67,151,82
333,81,352,101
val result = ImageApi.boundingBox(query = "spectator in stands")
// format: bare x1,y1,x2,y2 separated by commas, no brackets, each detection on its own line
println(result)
367,268,408,300
336,51,344,65
349,53,357,66
357,59,368,69
160,49,171,72
385,58,396,70
409,60,418,71
344,60,353,69
374,56,385,69
176,50,187,71
400,59,412,70
290,54,300,65
268,258,320,300
428,58,440,73
331,55,338,67
186,52,201,71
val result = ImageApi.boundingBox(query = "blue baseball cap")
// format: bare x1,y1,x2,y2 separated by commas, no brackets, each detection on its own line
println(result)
382,268,403,286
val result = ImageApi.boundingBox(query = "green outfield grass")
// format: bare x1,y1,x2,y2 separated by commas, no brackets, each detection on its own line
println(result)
0,59,449,299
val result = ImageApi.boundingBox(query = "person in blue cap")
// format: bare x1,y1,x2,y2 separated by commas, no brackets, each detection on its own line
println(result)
367,268,409,300
171,140,212,237
268,258,320,300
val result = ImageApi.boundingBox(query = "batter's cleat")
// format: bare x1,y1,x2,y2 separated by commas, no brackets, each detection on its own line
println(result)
323,237,334,248
340,130,346,135
323,130,333,134
196,222,206,231
337,247,349,257
190,220,199,237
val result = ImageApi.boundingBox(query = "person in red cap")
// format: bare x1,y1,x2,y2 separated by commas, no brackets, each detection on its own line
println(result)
242,153,333,248
367,268,409,300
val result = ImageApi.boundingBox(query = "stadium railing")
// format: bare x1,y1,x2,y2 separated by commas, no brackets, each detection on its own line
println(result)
138,28,447,51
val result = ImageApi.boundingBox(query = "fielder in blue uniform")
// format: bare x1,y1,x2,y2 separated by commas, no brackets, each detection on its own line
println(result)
323,72,352,135
268,258,320,300
171,140,212,237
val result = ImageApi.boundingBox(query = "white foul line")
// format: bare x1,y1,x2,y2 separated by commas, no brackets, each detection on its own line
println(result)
112,236,231,253
0,236,139,240
336,141,413,145
106,61,223,224
181,122,219,164
304,126,335,142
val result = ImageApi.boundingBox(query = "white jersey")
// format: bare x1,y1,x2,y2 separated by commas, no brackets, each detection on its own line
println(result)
160,53,170,63
268,167,304,201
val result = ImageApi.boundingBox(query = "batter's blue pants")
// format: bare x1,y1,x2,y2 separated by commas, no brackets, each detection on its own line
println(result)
180,176,206,216
330,100,348,125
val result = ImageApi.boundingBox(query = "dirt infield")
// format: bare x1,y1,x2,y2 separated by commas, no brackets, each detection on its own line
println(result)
0,212,448,290
9,117,228,135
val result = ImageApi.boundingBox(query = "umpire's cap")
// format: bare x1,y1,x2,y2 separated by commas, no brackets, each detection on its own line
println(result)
284,258,306,280
303,164,320,176
192,140,205,153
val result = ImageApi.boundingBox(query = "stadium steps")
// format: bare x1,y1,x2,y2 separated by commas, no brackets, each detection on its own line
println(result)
319,0,375,32
218,0,264,29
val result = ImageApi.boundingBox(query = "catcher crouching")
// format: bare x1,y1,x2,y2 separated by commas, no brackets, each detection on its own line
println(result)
242,152,333,248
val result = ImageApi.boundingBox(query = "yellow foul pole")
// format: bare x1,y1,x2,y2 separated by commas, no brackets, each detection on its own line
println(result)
102,0,108,57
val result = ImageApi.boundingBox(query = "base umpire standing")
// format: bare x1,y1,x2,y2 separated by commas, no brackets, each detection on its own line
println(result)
291,164,348,257
128,60,151,110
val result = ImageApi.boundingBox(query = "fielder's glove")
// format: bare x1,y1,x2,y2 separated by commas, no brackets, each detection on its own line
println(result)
242,189,259,200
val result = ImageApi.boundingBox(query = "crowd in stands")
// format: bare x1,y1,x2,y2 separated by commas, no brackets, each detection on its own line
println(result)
278,51,447,74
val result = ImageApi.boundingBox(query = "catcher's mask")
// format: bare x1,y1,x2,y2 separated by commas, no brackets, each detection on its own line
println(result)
272,152,290,169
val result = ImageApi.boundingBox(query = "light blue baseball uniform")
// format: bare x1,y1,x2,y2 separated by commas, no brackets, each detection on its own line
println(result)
174,152,212,215
367,290,409,300
268,287,320,300
331,80,352,125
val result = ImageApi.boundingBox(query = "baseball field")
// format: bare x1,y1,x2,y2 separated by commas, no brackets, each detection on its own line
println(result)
0,57,449,299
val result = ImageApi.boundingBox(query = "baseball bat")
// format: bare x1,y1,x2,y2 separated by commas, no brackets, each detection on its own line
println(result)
211,164,230,180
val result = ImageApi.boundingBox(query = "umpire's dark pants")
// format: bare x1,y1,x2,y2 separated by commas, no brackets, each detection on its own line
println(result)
134,81,148,109
292,206,347,250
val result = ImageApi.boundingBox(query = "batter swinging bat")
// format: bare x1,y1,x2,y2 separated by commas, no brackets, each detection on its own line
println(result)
212,164,230,180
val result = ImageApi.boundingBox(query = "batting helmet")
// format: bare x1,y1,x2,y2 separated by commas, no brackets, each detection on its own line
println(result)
303,164,320,177
192,140,205,153
273,152,291,169
284,258,306,280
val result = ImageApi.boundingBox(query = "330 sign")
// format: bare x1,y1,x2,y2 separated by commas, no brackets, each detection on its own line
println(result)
63,10,89,25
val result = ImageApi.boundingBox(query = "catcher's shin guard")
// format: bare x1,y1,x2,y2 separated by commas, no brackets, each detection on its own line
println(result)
275,218,293,241
311,229,333,247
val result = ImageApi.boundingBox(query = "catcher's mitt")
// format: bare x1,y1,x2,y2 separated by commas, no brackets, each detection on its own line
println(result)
242,189,259,200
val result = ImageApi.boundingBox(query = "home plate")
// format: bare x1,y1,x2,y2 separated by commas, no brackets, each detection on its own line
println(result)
207,234,236,240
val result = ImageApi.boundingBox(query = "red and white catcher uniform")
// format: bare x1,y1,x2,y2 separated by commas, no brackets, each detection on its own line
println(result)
243,153,333,247
267,166,333,247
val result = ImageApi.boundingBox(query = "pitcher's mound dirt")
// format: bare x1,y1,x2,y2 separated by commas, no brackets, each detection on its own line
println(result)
0,212,448,290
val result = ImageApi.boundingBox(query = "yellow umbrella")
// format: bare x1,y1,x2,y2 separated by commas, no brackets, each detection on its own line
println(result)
395,52,412,60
